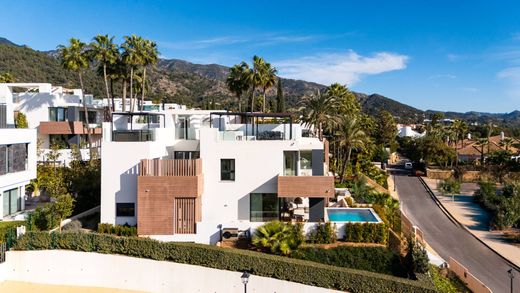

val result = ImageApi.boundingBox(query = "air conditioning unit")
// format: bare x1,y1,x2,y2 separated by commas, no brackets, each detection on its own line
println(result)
221,228,239,241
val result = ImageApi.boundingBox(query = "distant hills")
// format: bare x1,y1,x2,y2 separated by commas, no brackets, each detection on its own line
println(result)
0,37,518,125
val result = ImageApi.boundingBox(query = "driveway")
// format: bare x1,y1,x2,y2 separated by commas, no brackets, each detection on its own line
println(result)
394,173,520,293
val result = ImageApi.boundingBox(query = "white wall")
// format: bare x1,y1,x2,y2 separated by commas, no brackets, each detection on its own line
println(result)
0,250,339,293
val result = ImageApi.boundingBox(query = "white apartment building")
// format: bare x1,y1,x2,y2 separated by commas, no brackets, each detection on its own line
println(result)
0,83,106,165
0,90,37,220
100,110,334,244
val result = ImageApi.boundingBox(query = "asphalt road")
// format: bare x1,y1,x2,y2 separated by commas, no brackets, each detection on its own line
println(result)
393,172,520,293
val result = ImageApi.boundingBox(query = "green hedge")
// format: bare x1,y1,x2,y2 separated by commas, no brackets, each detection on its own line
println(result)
13,232,435,293
97,223,137,236
344,223,388,244
292,245,406,277
0,221,25,244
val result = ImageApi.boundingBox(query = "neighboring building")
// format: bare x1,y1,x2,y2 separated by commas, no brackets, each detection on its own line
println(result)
0,83,106,165
456,133,520,162
0,89,37,220
100,110,334,244
397,124,425,139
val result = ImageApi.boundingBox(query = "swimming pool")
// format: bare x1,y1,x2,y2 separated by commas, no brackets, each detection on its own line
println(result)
326,208,382,223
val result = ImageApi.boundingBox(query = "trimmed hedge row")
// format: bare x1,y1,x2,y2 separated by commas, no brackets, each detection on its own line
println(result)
97,223,137,236
0,221,25,244
344,222,388,244
292,245,406,277
13,232,436,293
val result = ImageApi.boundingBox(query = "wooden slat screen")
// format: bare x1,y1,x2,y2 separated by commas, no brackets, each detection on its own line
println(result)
140,159,201,176
173,198,196,234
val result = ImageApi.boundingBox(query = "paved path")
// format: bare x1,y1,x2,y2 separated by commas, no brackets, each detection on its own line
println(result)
394,173,520,293
424,178,520,268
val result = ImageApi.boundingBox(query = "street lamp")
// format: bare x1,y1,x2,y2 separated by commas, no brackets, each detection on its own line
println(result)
241,271,250,293
508,269,514,293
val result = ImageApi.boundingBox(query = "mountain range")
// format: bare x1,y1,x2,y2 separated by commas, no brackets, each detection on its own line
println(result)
0,37,518,125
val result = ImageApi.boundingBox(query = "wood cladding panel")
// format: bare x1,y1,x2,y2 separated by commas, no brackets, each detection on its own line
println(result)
39,121,102,135
137,176,202,235
140,159,201,176
277,176,334,198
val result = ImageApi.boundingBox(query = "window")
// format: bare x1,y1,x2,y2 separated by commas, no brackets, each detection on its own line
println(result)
174,151,200,159
283,151,297,176
300,151,312,170
116,203,135,217
220,159,235,181
79,111,98,124
0,144,28,175
250,193,279,222
3,188,21,217
49,107,68,122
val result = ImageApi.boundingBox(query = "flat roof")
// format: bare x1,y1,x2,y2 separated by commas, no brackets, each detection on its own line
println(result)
112,111,165,116
209,112,293,118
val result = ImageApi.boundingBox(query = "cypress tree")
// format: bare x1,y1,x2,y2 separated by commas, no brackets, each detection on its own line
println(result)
276,78,286,113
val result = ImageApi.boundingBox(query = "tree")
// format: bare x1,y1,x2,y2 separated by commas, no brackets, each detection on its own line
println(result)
326,83,360,116
276,78,285,113
374,109,397,149
57,38,93,160
0,72,15,82
89,34,118,112
439,178,461,201
122,35,144,112
139,39,159,111
258,60,277,112
15,112,28,128
300,90,333,140
226,62,250,112
500,137,515,151
337,115,367,183
52,193,75,232
475,137,489,164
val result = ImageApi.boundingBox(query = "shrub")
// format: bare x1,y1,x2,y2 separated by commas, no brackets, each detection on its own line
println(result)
438,178,461,195
0,221,25,246
13,231,436,293
15,112,28,128
292,245,407,277
252,221,303,255
63,220,82,232
309,222,337,244
344,223,388,244
405,239,429,277
97,223,137,237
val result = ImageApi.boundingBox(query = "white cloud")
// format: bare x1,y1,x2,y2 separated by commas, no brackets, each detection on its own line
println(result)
275,50,409,85
158,36,248,50
497,67,520,97
428,74,457,80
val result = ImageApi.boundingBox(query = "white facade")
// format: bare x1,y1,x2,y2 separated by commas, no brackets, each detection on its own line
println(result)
0,91,37,220
0,83,105,164
101,110,331,244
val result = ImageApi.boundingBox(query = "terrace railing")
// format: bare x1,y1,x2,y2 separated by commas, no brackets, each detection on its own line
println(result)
140,159,202,176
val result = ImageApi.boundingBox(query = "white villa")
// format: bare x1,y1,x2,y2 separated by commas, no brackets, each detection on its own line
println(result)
100,110,334,244
0,89,37,220
0,83,106,165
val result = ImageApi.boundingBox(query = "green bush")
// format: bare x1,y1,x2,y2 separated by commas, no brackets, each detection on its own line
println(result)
0,221,25,245
344,223,388,244
405,240,429,277
13,231,436,293
309,222,337,244
292,245,406,277
252,221,303,255
97,223,137,236
63,220,82,232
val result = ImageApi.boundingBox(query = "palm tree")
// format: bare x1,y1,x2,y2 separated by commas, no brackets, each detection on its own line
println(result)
500,137,514,151
249,55,266,112
122,35,144,112
139,39,159,111
226,62,250,112
57,38,93,159
259,61,277,112
105,53,126,111
337,115,367,183
475,137,489,164
300,90,333,140
326,83,359,115
89,34,118,113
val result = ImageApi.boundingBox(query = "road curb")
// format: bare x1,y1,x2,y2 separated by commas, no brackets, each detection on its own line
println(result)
418,176,520,272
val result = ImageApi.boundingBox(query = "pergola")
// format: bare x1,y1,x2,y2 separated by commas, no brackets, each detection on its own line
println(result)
209,112,293,140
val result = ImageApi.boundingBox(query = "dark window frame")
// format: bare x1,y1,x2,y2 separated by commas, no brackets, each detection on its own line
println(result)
116,203,135,217
48,107,68,122
220,159,235,181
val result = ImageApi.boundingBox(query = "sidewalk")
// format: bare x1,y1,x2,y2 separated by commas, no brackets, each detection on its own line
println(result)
423,178,520,267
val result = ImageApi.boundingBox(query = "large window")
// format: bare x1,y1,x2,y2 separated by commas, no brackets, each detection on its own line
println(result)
300,151,312,170
283,151,297,176
116,203,135,217
250,193,279,222
79,111,98,124
0,144,28,175
49,107,68,122
174,151,200,159
220,159,235,181
3,188,21,217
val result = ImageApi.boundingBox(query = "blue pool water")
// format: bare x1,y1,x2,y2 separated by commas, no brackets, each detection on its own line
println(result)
327,208,380,222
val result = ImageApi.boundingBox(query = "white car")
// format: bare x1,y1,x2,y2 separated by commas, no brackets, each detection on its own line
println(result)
404,162,413,170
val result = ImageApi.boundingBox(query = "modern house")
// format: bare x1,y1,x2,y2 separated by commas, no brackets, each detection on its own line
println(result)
0,83,106,165
0,89,37,220
100,110,334,244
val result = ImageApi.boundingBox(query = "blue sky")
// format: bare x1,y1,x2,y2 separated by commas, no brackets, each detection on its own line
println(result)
1,0,520,113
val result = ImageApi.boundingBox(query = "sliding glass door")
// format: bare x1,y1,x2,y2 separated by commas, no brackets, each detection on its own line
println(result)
2,188,20,217
250,193,279,222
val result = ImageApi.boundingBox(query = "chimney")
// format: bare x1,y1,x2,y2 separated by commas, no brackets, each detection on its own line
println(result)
500,131,505,140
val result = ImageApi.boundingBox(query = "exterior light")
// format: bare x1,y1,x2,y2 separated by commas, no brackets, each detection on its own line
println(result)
508,269,514,293
241,271,250,293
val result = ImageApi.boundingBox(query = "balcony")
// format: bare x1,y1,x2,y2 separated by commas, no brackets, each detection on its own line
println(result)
111,112,165,142
39,121,102,135
277,175,334,198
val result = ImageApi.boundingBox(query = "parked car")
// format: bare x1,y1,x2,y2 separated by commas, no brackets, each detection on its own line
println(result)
404,162,413,170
